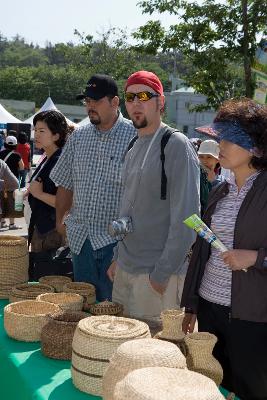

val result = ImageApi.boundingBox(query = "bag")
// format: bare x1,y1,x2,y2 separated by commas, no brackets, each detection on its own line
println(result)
0,190,24,218
29,247,73,281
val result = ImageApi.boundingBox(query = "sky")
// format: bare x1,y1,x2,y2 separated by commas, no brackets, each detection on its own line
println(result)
1,0,178,47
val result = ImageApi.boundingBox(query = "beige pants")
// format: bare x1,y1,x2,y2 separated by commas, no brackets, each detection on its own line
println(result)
112,268,185,321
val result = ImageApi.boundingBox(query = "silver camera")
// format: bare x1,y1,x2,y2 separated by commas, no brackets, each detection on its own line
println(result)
108,216,133,237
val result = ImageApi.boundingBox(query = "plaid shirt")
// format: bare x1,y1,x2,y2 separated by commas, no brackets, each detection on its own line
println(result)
50,113,136,254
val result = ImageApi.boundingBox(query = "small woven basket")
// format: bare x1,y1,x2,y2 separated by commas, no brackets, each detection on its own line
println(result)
155,309,185,341
63,282,96,310
71,315,151,396
0,235,28,298
37,292,84,311
103,338,186,400
4,300,61,342
41,310,88,360
39,275,72,292
9,283,55,303
90,301,123,316
114,367,225,400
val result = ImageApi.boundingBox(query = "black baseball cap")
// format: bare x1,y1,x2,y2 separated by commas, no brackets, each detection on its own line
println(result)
76,74,118,100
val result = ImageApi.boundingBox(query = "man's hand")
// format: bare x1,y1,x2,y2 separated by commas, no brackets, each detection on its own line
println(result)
182,313,197,334
107,261,117,282
149,277,168,295
221,249,258,271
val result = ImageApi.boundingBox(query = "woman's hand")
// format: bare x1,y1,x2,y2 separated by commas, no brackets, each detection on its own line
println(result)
28,180,44,200
182,313,197,334
221,249,258,270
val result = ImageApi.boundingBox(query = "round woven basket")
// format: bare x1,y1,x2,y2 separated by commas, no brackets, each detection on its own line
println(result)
41,310,88,360
39,275,72,292
103,338,186,400
0,235,28,297
4,300,61,342
63,282,96,310
9,283,55,303
71,316,151,396
90,301,123,316
156,309,185,341
37,292,84,311
114,367,225,400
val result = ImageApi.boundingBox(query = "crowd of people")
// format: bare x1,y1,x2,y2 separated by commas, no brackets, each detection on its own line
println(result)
0,70,266,400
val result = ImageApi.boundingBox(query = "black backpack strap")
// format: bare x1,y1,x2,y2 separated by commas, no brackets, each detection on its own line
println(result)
160,128,175,200
127,135,138,152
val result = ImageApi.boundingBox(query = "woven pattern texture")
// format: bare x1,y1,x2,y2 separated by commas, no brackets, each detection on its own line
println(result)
39,275,72,292
71,316,151,396
9,283,55,303
37,292,84,311
63,282,96,310
0,235,28,299
103,338,186,400
114,367,225,400
90,301,123,316
4,300,61,342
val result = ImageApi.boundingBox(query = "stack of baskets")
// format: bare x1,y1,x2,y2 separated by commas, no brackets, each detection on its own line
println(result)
4,300,61,341
9,283,55,303
90,301,123,316
39,275,72,292
103,338,186,400
41,310,88,360
0,235,28,299
71,315,151,396
113,367,225,400
63,282,96,310
37,292,84,311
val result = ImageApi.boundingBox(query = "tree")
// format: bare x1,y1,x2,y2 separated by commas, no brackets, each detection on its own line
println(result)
134,0,267,109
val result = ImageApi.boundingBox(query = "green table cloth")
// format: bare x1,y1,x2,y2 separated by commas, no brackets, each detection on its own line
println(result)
0,299,237,399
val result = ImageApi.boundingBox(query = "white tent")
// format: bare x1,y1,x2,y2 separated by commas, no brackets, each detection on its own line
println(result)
78,116,90,126
0,103,22,124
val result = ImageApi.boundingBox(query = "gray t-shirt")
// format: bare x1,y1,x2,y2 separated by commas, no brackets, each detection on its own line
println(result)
0,159,18,191
116,124,200,284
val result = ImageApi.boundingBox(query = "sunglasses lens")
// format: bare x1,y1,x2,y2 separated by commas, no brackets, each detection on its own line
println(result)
137,92,151,101
125,93,135,102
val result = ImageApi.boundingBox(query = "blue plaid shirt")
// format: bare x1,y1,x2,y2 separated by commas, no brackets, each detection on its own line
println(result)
50,113,136,254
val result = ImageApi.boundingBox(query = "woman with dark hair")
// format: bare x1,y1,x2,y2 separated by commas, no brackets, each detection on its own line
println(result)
27,110,69,278
181,98,267,400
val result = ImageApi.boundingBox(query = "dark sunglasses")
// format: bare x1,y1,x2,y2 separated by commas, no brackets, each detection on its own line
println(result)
125,91,159,102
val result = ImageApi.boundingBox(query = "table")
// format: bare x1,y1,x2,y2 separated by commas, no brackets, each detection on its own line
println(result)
0,300,236,399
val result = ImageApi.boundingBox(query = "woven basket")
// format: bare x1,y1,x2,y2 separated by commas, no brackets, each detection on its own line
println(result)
63,282,96,310
90,301,123,316
184,332,223,386
9,283,55,303
114,367,225,400
71,315,151,396
103,338,186,400
0,235,28,297
41,310,88,360
4,300,61,342
157,309,185,341
39,275,72,292
37,292,84,311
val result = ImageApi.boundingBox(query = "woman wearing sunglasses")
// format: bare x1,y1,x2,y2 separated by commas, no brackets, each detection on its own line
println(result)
181,98,267,400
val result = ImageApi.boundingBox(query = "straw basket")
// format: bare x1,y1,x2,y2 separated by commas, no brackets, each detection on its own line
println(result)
0,235,28,298
90,301,123,316
63,282,96,310
9,283,55,303
37,292,84,311
114,367,225,400
39,275,72,292
4,300,61,342
103,338,186,400
71,315,151,396
184,332,223,386
41,310,88,360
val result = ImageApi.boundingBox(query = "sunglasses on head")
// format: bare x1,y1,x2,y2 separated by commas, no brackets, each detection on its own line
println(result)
124,91,159,102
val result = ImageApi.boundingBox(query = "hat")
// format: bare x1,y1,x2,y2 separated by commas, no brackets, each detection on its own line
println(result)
125,71,164,95
76,74,118,100
5,135,17,146
198,140,219,159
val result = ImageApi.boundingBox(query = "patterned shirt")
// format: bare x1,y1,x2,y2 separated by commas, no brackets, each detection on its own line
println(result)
199,171,260,306
50,113,136,254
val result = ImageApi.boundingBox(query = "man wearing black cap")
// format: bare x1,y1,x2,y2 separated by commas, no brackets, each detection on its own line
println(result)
50,74,136,301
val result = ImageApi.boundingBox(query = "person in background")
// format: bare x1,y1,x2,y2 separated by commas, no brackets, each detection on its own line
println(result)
50,74,136,301
0,159,18,229
181,98,267,400
27,110,69,279
198,139,223,188
17,132,31,188
0,135,24,229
